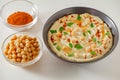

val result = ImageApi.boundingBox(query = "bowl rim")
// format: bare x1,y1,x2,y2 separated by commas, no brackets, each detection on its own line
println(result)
0,0,39,30
43,7,119,63
1,32,43,67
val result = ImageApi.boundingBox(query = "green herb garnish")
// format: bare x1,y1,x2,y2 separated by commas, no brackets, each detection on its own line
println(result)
69,43,73,48
75,44,83,49
83,32,86,37
56,45,61,51
90,51,96,55
97,41,101,45
59,26,64,32
105,31,110,36
87,30,91,34
63,32,68,35
68,53,74,57
77,15,81,20
92,37,96,42
67,22,74,27
90,23,94,28
50,30,57,34
53,43,57,45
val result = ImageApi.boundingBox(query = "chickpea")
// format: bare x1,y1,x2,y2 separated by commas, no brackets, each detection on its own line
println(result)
8,54,12,59
12,59,16,62
28,48,32,52
17,53,22,58
4,49,8,54
21,51,25,55
11,35,17,40
12,54,17,58
33,55,37,59
6,43,10,50
16,58,21,62
33,37,37,41
36,48,40,52
29,53,33,57
4,35,40,63
31,47,35,51
19,43,24,48
22,54,27,59
12,50,16,54
16,48,21,53
8,50,12,54
24,47,28,52
21,58,26,63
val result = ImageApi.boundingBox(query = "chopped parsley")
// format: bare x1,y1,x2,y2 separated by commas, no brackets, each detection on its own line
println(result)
53,43,57,45
56,45,61,51
67,22,74,27
92,37,96,42
50,30,57,34
90,51,96,55
87,30,91,34
83,32,86,37
90,23,94,28
77,15,81,20
63,32,68,35
97,41,102,45
69,43,73,48
68,53,74,57
59,26,64,32
105,31,110,36
75,44,83,49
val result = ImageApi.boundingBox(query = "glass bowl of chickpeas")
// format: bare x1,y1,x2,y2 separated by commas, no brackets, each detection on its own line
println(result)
1,32,43,67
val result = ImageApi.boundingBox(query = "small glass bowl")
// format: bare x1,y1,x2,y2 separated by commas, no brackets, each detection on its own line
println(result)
0,0,38,31
1,32,43,67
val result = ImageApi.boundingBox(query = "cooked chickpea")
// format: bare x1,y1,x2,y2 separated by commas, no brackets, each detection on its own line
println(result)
16,48,21,53
17,53,22,58
4,35,40,63
11,35,17,40
22,54,27,59
16,58,21,62
12,54,17,58
21,58,26,63
8,54,12,59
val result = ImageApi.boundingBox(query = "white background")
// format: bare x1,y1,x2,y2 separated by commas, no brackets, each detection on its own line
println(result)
0,0,120,80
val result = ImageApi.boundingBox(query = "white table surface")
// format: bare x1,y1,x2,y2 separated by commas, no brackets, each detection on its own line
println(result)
0,0,120,80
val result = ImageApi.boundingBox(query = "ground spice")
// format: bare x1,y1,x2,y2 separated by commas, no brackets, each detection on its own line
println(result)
7,11,33,25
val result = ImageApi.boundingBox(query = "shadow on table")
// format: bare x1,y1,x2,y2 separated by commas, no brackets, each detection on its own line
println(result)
22,49,94,79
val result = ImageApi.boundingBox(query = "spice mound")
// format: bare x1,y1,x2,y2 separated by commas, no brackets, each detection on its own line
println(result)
7,11,33,25
4,35,40,63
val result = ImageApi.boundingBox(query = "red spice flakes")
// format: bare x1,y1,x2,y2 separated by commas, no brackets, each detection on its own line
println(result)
57,32,62,38
76,40,78,43
99,50,102,54
65,15,68,18
108,36,111,39
96,49,99,53
59,20,62,23
71,15,74,18
89,17,92,22
104,46,108,49
63,23,66,27
88,39,92,43
84,54,87,59
77,22,82,27
93,20,96,22
67,38,70,42
96,30,100,38
50,35,55,43
94,21,99,25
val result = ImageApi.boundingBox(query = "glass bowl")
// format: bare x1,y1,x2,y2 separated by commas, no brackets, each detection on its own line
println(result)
0,0,38,31
1,32,43,67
